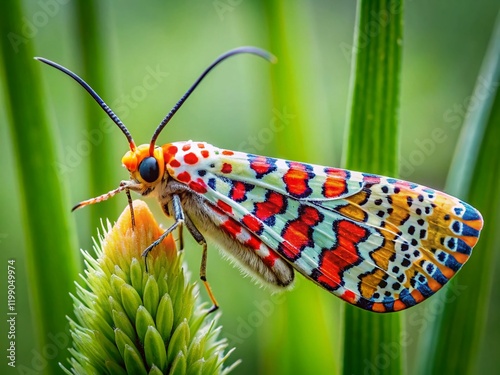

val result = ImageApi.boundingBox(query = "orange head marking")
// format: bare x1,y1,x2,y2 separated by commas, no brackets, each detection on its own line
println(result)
122,144,165,185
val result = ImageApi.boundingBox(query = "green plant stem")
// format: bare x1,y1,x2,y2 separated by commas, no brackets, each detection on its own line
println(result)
342,1,404,375
258,2,341,374
264,0,307,161
0,1,80,373
74,0,118,234
417,11,500,375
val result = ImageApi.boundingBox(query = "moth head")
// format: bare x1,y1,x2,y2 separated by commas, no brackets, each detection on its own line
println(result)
122,144,165,185
35,47,275,211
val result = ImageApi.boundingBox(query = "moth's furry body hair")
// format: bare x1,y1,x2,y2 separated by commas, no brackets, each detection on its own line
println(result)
145,178,295,289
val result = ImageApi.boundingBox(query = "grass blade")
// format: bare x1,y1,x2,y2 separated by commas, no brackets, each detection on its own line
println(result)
74,0,118,234
342,1,404,374
257,1,340,374
416,11,500,375
0,1,80,372
263,0,308,161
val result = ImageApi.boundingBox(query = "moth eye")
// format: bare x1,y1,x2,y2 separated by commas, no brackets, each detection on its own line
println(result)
139,157,160,183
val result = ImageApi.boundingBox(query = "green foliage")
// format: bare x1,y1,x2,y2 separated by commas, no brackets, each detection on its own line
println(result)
416,12,500,375
74,0,119,232
341,1,403,375
0,1,80,373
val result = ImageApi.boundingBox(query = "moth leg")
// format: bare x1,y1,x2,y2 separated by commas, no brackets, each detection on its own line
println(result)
142,194,184,272
185,214,219,313
172,194,184,251
161,195,185,251
125,188,135,229
119,180,138,229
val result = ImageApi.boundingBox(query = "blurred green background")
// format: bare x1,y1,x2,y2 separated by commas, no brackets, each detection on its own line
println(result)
1,1,499,374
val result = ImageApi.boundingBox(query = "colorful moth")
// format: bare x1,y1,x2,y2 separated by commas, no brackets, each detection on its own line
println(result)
37,47,483,313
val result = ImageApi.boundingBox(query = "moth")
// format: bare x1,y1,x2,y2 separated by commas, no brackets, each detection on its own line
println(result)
37,47,483,313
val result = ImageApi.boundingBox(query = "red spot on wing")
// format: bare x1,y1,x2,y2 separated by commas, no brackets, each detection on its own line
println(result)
245,236,261,250
189,178,207,194
182,144,191,151
341,290,357,304
164,145,179,167
244,232,279,268
222,150,234,156
184,152,199,165
215,207,280,270
212,205,224,216
166,145,178,155
249,155,276,178
263,251,280,268
230,181,248,202
197,143,205,148
169,159,181,168
201,150,209,158
242,214,263,233
177,171,191,183
316,220,366,290
221,162,232,174
395,180,412,190
362,174,381,185
220,218,242,237
280,206,322,259
217,199,233,214
283,162,312,198
254,192,286,221
323,168,348,198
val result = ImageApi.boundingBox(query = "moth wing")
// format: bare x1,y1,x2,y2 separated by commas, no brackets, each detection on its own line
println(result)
168,143,483,312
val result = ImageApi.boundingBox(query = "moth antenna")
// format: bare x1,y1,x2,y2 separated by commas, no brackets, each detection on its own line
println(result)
148,46,277,156
71,184,132,212
35,57,136,151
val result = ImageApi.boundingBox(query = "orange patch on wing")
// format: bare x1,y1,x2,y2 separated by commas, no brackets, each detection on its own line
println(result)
466,219,483,231
453,252,469,264
393,300,407,311
410,290,425,303
283,162,312,197
337,205,367,222
359,269,386,299
323,168,348,198
371,302,386,313
427,278,441,292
